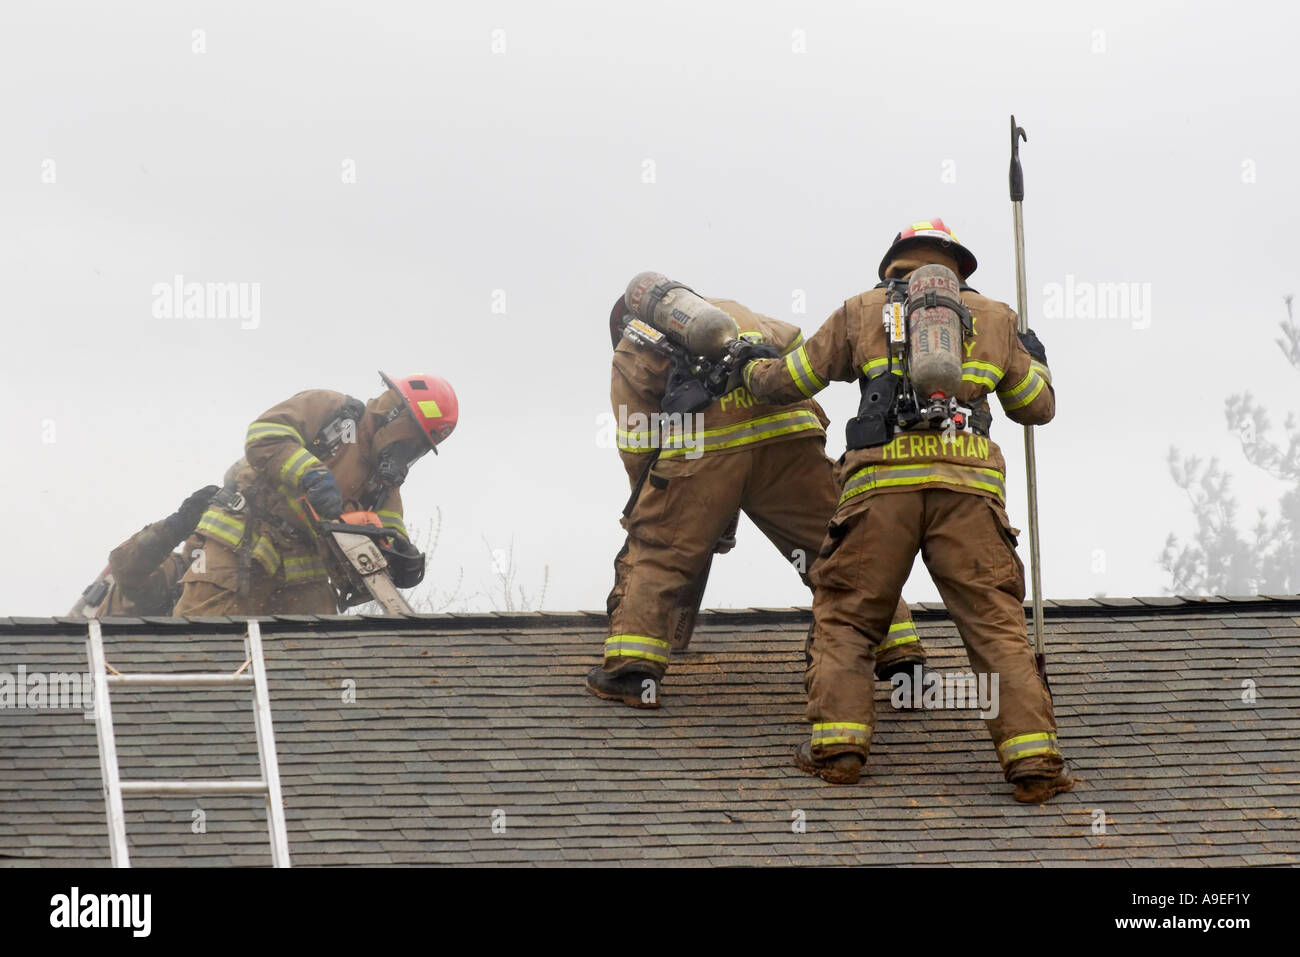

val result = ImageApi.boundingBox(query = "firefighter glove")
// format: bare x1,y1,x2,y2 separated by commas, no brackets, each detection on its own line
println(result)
164,484,220,542
727,339,781,366
1018,328,1048,364
706,339,780,397
381,535,426,588
301,468,344,520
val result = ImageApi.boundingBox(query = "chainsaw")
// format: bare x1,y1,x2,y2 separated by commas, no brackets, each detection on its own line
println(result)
303,505,416,615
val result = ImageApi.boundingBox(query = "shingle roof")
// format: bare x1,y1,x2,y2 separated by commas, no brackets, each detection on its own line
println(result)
2,596,1298,867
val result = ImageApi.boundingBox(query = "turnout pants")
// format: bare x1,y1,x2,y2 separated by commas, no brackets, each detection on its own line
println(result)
172,537,338,617
806,487,1063,781
604,436,918,678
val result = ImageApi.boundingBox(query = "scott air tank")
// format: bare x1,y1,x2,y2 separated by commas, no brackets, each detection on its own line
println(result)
624,271,740,361
906,264,965,400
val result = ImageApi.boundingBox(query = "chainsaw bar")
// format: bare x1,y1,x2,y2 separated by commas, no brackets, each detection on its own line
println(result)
322,527,414,615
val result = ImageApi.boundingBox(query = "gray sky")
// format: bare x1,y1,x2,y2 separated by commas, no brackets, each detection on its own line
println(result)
3,0,1297,614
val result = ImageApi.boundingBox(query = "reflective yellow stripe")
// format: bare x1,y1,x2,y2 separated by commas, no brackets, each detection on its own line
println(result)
196,509,244,549
811,722,870,747
249,537,280,575
781,333,803,356
961,359,1004,390
604,634,671,665
283,554,329,583
376,509,407,539
617,428,656,453
1018,376,1047,409
1029,359,1051,385
861,357,904,378
997,731,1061,766
659,409,823,458
279,447,321,487
784,352,810,397
877,633,920,653
796,344,828,393
877,620,920,653
290,449,320,485
195,508,281,575
784,345,827,398
840,461,1006,505
998,366,1048,411
246,421,305,446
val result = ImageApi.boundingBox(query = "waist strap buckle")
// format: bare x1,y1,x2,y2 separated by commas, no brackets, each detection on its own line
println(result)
213,488,247,512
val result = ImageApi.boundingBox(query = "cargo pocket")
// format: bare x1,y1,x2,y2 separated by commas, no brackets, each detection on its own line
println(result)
983,498,1026,601
810,508,864,593
625,455,706,549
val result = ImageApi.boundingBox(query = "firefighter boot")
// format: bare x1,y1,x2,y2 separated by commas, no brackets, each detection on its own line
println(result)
879,660,941,711
794,742,864,785
1012,770,1076,804
585,665,661,710
875,655,927,682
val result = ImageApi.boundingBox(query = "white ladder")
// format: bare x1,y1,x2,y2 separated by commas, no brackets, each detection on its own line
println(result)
86,618,291,867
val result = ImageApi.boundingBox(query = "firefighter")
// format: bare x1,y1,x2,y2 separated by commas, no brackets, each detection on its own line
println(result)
172,372,457,617
74,485,219,617
588,287,925,709
738,219,1073,804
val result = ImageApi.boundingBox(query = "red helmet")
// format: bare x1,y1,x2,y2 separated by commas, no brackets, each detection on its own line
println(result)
878,217,978,280
379,371,458,453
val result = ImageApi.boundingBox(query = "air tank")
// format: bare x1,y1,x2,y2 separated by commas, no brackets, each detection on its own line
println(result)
906,264,964,400
624,271,739,361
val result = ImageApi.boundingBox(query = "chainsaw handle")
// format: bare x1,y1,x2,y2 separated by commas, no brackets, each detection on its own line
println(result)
317,521,393,542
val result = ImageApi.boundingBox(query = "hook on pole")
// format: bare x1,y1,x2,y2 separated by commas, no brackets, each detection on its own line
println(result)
1009,115,1028,202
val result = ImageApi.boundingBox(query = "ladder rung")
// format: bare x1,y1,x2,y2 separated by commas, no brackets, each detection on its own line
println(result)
120,780,268,796
89,619,291,866
107,673,254,688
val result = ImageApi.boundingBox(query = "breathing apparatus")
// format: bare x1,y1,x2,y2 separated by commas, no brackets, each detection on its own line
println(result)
846,263,982,450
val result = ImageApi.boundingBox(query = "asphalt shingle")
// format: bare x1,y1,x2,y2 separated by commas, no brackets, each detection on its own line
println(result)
1,597,1297,867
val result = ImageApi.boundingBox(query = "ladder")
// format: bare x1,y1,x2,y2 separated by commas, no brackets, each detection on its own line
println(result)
86,618,291,867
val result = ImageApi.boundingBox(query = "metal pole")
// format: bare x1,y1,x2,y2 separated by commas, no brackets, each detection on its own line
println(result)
1009,115,1048,687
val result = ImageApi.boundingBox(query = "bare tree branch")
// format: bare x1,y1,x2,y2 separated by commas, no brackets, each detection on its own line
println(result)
1162,296,1298,594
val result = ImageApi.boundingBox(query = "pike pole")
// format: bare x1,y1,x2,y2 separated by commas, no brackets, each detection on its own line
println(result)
1008,114,1048,691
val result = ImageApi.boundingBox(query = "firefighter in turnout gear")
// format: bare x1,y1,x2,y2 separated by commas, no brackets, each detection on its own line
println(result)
740,219,1073,803
588,286,924,709
75,485,219,617
172,372,457,617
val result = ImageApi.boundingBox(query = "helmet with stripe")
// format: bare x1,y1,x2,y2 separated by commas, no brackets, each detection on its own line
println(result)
878,217,978,280
378,371,459,454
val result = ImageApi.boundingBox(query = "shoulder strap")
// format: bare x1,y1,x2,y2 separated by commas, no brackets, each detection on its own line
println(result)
309,396,367,460
874,278,911,302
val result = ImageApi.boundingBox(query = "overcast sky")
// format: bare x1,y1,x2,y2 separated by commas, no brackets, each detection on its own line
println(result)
3,1,1297,615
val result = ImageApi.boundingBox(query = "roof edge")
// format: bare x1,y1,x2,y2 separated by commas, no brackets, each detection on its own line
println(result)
2,594,1298,636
